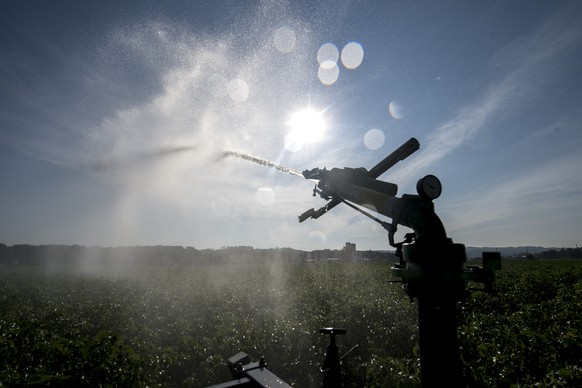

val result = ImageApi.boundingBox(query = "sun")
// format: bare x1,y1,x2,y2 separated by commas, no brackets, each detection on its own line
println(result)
284,109,327,152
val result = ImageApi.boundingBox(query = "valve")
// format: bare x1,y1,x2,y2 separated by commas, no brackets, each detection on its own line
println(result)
320,328,346,387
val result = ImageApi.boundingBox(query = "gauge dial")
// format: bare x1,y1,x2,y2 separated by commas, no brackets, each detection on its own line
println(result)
417,175,442,200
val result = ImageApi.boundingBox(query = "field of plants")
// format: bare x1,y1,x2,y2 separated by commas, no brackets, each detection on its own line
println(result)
1,258,581,387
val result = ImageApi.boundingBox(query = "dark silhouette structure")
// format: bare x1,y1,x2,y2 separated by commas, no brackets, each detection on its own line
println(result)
209,137,500,387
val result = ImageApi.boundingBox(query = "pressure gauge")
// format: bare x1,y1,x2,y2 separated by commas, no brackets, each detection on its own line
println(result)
417,175,442,200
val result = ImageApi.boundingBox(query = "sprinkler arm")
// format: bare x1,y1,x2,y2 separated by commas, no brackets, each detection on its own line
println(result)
299,137,447,243
299,137,420,223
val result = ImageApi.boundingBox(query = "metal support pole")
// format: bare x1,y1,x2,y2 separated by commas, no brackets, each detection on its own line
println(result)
320,328,346,388
402,241,466,387
417,295,463,387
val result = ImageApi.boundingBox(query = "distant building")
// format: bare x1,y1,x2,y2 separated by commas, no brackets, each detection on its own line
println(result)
344,242,356,261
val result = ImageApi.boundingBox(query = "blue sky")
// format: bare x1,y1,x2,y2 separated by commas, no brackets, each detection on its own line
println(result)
1,1,581,250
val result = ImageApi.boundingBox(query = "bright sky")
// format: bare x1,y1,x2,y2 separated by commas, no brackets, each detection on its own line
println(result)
1,1,581,250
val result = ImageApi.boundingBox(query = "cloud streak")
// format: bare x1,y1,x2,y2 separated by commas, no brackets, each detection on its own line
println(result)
391,4,582,183
441,150,582,245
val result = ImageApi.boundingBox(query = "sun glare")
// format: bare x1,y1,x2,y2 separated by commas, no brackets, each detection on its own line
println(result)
284,109,327,152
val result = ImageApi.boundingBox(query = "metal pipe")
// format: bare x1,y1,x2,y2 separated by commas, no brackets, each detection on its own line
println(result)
334,184,447,242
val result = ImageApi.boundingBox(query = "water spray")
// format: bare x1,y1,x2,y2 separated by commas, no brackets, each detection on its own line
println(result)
91,145,197,172
223,150,303,178
90,143,303,182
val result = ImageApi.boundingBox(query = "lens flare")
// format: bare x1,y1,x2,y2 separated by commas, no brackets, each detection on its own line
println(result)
364,129,385,150
388,101,404,119
256,187,275,206
317,43,339,65
341,42,364,69
308,230,326,244
318,60,339,85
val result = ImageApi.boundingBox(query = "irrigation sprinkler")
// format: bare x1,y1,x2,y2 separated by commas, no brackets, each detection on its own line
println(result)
299,137,500,387
209,137,500,387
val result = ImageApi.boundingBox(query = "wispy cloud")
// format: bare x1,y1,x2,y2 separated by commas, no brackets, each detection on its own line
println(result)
442,151,582,236
391,4,582,184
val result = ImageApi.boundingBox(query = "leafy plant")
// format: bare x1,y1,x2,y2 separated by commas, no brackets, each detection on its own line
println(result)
1,259,580,387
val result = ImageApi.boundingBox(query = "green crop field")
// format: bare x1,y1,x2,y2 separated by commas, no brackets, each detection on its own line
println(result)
1,259,581,387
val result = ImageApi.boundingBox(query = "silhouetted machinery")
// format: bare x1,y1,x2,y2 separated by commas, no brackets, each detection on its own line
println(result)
208,138,501,387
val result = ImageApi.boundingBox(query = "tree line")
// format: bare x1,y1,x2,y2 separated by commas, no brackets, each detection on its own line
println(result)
0,244,396,266
537,247,582,259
